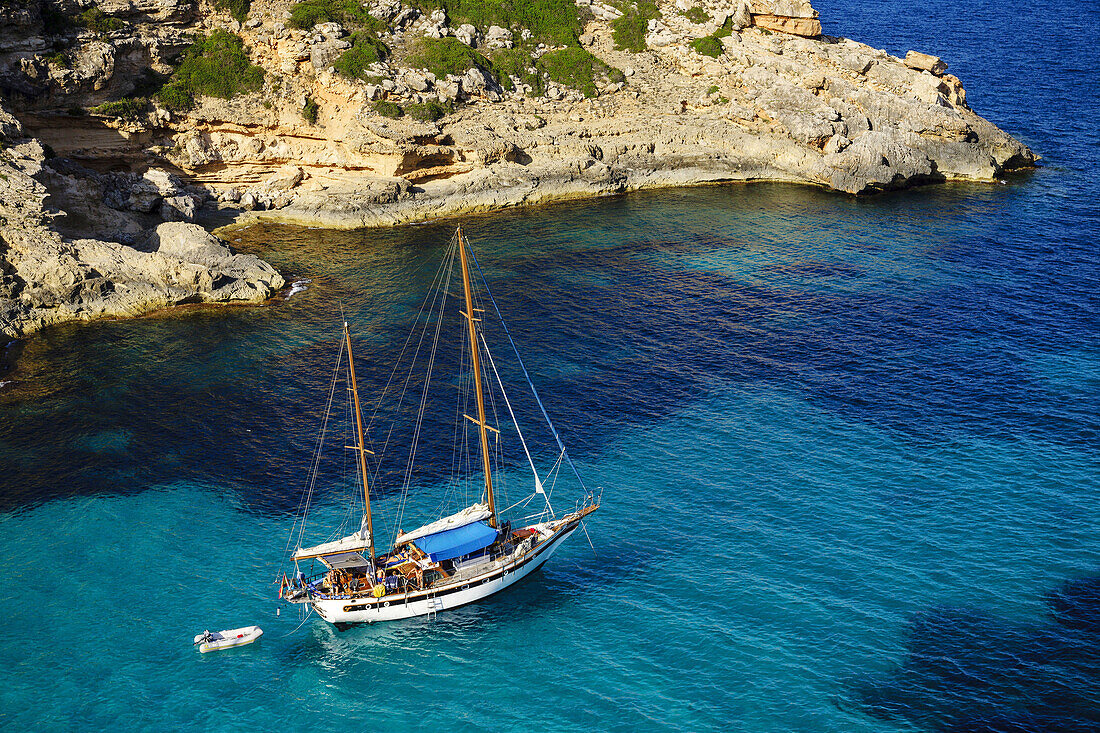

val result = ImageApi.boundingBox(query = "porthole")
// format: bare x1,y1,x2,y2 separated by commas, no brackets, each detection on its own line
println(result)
383,601,390,607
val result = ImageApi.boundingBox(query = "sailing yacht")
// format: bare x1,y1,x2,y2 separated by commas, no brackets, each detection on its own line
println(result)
280,228,599,624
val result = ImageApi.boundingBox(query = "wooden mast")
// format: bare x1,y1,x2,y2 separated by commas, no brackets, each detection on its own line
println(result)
344,322,376,559
457,228,497,528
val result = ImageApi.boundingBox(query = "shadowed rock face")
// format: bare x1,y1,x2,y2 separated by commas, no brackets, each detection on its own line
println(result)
0,115,284,339
0,0,1034,333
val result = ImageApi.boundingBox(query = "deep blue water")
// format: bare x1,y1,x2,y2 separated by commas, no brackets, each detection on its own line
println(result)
1,0,1098,730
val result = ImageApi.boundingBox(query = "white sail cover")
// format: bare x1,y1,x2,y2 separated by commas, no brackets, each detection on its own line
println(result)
394,503,491,546
292,532,368,561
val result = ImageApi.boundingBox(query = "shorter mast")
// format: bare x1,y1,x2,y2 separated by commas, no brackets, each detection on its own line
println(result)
344,322,376,560
457,229,498,528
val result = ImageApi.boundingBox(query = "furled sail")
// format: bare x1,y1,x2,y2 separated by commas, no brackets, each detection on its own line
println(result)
394,503,491,546
292,531,369,562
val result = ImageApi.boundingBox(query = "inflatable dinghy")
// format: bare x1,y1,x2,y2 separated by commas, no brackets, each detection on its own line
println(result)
194,626,263,653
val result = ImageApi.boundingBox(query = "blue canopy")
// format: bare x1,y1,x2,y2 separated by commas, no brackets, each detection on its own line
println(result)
413,521,498,562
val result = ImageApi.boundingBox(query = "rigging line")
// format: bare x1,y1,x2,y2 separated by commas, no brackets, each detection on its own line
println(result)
480,331,552,516
440,295,469,519
369,243,456,487
581,521,598,559
392,237,456,544
363,241,456,470
466,239,591,495
287,334,345,555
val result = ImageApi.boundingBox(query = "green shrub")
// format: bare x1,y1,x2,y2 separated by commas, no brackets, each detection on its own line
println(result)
414,0,581,47
537,47,620,98
714,16,734,38
611,0,658,52
214,0,250,22
407,37,491,80
690,34,722,58
682,5,708,23
42,51,70,68
156,80,194,111
373,100,403,118
406,100,449,122
155,31,264,111
77,7,124,33
333,32,390,79
92,97,150,120
706,84,719,95
489,48,540,93
302,96,319,123
288,0,387,31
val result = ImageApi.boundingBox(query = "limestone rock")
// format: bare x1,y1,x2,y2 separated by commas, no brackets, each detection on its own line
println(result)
311,39,351,70
454,24,481,47
904,50,948,76
263,166,305,192
485,25,513,50
821,131,934,193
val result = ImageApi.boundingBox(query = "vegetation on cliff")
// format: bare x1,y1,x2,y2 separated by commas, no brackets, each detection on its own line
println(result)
91,97,150,120
537,48,622,98
156,30,264,111
407,100,450,121
213,0,251,23
414,0,582,47
333,32,391,79
407,37,492,79
288,0,388,32
689,34,722,58
611,0,659,52
490,47,542,93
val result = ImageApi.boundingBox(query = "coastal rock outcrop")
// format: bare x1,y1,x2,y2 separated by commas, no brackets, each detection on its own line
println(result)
0,0,1036,334
0,113,284,339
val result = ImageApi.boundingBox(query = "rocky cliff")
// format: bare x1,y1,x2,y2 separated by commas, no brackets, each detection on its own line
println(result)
0,0,1035,336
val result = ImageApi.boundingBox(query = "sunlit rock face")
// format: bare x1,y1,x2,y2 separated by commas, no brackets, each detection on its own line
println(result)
0,0,1034,333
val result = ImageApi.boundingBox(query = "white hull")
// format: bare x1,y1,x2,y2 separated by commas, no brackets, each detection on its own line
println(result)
311,523,578,624
194,626,263,652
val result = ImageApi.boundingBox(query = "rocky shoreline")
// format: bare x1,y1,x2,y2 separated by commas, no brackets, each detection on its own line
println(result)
0,0,1036,339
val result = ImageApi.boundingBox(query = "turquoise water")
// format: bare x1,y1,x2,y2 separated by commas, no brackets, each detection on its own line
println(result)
2,0,1099,730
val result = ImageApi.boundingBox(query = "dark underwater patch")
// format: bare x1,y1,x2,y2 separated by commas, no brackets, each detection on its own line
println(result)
846,575,1100,732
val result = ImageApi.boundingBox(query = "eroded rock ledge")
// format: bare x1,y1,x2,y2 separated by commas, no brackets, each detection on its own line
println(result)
0,0,1035,336
0,113,284,339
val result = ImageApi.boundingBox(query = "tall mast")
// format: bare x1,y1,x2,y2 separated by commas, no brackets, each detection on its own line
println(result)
457,228,497,528
344,322,376,559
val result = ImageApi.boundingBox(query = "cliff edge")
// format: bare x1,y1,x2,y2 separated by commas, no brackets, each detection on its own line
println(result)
0,0,1035,336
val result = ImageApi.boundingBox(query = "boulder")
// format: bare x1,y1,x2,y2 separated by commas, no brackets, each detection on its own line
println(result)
752,14,821,37
750,0,821,37
160,194,198,221
904,50,948,76
263,165,305,191
455,24,480,47
485,25,513,50
730,0,753,29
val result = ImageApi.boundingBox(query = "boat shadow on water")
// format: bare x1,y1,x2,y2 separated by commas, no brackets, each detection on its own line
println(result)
838,574,1100,732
